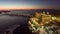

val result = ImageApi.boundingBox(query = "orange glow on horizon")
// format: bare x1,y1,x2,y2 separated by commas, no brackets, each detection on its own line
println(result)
0,5,41,10
0,8,41,10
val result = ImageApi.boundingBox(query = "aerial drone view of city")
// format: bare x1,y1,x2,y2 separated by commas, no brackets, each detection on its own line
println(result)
0,0,60,34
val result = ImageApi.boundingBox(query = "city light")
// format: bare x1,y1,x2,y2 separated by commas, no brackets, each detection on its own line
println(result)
28,11,60,34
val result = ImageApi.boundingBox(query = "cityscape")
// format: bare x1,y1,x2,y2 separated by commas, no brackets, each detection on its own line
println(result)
0,0,60,34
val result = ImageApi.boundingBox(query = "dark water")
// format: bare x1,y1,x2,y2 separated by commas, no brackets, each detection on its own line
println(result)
0,10,60,34
0,15,30,34
0,10,60,30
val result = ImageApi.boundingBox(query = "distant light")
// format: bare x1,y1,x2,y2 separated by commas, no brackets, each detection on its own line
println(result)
52,17,56,20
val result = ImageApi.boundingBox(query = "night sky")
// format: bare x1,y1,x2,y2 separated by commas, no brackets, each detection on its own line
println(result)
0,0,60,10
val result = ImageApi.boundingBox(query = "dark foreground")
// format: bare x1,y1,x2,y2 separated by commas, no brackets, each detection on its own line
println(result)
0,14,32,34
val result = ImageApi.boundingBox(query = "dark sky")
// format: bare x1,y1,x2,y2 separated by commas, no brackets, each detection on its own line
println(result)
0,0,60,10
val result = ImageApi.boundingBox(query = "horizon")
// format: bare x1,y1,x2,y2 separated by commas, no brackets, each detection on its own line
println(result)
0,8,60,10
0,0,60,10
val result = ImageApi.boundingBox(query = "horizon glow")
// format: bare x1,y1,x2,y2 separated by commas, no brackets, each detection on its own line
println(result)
0,0,60,10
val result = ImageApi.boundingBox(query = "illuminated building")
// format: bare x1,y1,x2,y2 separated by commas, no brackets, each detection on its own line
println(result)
28,11,60,34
